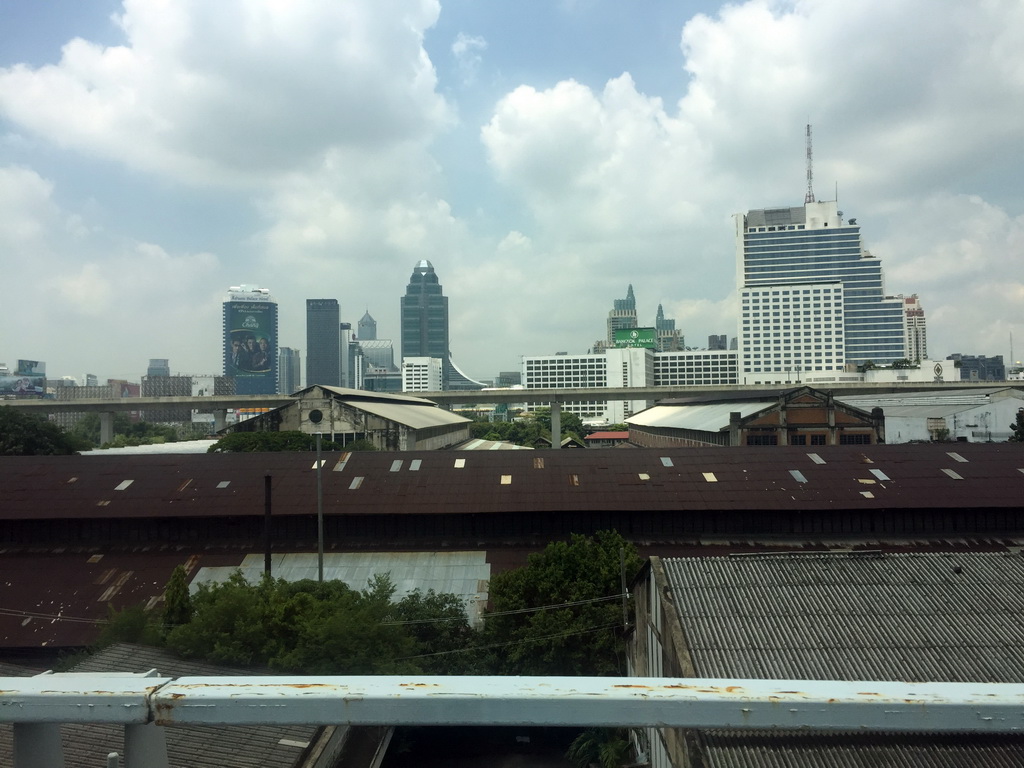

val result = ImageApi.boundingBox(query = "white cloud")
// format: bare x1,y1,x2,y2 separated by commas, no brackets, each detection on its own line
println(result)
0,0,452,187
876,193,1024,359
451,33,486,86
0,165,222,378
475,0,1024,365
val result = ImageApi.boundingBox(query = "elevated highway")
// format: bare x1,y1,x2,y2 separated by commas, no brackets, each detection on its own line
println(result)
3,380,1019,444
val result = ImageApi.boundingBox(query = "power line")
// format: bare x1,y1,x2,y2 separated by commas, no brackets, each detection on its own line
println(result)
396,622,623,662
382,593,622,626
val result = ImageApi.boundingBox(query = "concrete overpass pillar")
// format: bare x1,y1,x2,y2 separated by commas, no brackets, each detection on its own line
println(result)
213,409,227,433
550,402,561,449
99,411,115,446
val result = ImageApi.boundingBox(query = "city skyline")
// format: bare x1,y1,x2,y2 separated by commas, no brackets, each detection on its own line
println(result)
3,1,1022,382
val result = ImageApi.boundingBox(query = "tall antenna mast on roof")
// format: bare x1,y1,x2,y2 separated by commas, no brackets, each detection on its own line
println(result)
804,123,816,204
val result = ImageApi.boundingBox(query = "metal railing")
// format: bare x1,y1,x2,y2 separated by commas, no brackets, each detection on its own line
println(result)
4,672,1024,767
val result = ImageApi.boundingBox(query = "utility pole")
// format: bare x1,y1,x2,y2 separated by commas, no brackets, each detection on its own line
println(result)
316,432,324,582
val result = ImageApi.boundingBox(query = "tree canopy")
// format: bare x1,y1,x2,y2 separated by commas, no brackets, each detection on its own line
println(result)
0,407,90,455
163,571,472,675
207,431,348,453
70,412,183,448
481,530,643,676
1010,409,1024,442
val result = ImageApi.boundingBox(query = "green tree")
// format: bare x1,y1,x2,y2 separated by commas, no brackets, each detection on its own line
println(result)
345,438,378,451
207,431,345,453
0,408,90,455
162,565,193,631
1010,409,1024,442
70,413,180,449
567,728,633,768
481,531,643,676
533,407,587,440
393,589,477,674
95,603,163,648
164,571,471,674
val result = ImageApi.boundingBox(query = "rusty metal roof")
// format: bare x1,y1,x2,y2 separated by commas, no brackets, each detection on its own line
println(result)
0,550,241,650
2,443,1022,521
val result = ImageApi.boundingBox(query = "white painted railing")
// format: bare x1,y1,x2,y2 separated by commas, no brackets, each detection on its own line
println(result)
4,673,1024,767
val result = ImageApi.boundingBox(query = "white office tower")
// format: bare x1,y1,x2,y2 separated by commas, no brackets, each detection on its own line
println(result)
736,199,905,384
402,357,443,392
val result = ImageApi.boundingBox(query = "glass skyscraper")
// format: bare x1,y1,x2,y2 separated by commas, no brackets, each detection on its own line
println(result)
305,298,340,387
400,260,450,389
735,200,905,382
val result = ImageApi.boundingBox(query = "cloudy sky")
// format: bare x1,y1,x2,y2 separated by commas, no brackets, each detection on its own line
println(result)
2,0,1022,383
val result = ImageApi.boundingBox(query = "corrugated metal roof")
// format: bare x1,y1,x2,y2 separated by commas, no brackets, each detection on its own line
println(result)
659,551,1024,766
663,551,1024,683
697,732,1024,768
2,443,1023,521
344,398,470,429
838,387,1019,408
627,402,768,431
0,551,241,649
0,642,323,768
456,438,533,450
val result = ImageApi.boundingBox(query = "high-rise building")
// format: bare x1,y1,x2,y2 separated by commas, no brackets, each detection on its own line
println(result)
305,299,340,387
655,304,682,352
606,285,638,345
400,260,449,385
341,322,355,388
358,310,377,341
278,347,301,394
223,285,279,395
903,294,928,362
735,200,906,383
147,359,170,378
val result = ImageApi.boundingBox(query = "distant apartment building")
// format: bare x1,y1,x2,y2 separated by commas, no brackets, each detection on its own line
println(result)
903,294,928,361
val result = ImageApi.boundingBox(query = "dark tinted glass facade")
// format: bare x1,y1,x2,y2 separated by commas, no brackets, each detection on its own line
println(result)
400,260,449,388
305,299,340,387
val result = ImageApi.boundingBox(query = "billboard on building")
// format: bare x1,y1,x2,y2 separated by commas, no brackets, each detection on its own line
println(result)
225,302,277,388
2,360,46,397
613,327,657,349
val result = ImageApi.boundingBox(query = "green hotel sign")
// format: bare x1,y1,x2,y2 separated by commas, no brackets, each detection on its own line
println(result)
613,327,657,348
